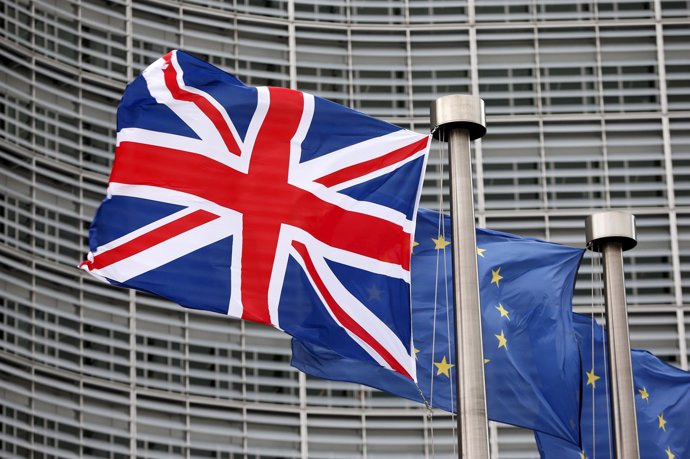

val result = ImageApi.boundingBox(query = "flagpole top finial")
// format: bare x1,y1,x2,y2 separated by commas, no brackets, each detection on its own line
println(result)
430,95,486,141
585,211,637,252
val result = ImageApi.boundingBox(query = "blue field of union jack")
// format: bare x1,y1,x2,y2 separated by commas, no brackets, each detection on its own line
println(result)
80,50,430,380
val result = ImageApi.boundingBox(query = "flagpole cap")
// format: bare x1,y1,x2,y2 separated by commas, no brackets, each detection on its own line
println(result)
430,95,486,141
585,211,637,252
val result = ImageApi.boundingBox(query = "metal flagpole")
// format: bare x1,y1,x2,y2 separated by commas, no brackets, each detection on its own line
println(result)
585,211,640,459
430,95,490,459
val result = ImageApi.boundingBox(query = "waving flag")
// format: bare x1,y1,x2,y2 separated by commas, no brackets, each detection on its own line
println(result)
80,50,430,380
536,314,690,459
292,208,584,443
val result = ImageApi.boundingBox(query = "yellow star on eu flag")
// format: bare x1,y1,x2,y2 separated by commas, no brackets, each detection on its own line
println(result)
495,330,507,349
412,241,419,253
579,451,588,459
413,347,420,360
434,356,455,377
476,247,486,257
495,303,510,320
432,235,450,250
638,386,649,402
491,267,503,287
658,413,667,431
666,447,675,459
586,368,600,388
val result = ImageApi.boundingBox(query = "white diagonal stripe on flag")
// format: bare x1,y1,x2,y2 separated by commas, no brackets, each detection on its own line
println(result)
89,216,235,283
107,183,242,220
297,129,430,184
288,240,416,380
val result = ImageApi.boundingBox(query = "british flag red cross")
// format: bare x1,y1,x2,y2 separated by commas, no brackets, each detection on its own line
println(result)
80,50,430,380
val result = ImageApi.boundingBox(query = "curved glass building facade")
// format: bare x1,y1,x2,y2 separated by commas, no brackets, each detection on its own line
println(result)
1,1,689,457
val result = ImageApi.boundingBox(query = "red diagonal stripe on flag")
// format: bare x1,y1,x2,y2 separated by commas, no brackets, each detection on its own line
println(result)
80,209,220,271
314,136,429,188
162,52,241,157
292,240,413,380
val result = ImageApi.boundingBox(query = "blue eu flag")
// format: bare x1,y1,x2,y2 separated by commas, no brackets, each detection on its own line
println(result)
291,208,584,444
535,313,690,459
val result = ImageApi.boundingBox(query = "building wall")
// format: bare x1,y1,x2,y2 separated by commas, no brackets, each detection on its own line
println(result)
1,0,689,457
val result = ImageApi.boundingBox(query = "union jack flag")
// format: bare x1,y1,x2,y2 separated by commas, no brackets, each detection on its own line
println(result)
80,50,429,380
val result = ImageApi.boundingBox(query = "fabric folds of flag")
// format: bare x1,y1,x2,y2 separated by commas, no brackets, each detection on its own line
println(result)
535,314,690,459
291,208,584,444
79,50,431,381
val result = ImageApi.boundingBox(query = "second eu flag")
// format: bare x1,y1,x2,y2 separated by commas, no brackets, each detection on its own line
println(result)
536,314,690,459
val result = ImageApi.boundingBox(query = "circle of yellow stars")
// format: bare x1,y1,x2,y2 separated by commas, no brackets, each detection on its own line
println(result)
418,234,680,459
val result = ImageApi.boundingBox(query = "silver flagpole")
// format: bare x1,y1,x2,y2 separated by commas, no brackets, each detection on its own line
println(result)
585,211,640,459
430,95,490,459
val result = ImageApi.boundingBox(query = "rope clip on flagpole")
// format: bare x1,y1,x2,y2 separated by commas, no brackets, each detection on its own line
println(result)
585,211,640,459
430,95,489,459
